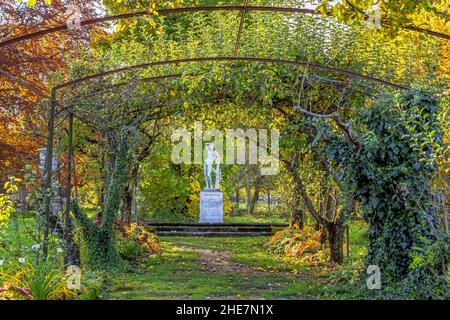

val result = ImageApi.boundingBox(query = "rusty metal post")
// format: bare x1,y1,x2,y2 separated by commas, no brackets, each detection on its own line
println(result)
42,88,57,259
346,224,350,257
64,113,77,264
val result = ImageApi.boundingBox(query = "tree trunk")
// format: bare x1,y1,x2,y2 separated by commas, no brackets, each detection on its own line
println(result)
283,160,320,223
249,184,260,215
131,170,138,223
291,179,304,229
325,191,344,264
246,183,252,213
122,183,132,225
326,217,344,264
73,131,130,270
121,151,138,225
98,152,106,211
234,188,240,215
318,222,328,246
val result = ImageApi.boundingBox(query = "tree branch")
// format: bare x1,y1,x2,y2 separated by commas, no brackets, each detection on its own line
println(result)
294,105,362,150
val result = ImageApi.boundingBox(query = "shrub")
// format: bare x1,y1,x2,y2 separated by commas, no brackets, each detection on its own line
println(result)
77,271,109,300
117,233,147,263
0,260,75,300
0,177,20,242
116,222,161,265
266,226,322,257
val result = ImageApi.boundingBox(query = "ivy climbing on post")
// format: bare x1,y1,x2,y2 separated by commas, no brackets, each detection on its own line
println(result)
305,89,449,298
72,127,135,271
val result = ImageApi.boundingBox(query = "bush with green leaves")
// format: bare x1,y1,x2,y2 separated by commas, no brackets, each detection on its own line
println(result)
315,89,448,298
0,177,20,242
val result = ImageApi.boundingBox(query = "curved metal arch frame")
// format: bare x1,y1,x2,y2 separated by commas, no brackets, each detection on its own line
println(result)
58,70,374,114
54,56,407,92
1,5,448,49
1,4,426,103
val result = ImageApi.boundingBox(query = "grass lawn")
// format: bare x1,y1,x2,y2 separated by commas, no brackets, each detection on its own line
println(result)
2,213,369,300
105,234,359,300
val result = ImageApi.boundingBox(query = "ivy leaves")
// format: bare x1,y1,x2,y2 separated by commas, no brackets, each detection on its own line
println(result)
310,89,448,296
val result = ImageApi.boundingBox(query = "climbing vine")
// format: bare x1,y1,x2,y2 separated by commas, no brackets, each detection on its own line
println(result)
72,128,135,271
313,89,449,298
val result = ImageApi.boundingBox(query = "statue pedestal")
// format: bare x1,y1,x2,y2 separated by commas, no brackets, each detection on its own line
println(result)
200,190,223,223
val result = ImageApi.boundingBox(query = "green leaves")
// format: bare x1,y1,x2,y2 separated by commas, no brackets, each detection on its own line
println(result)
316,89,448,296
322,0,438,38
0,177,21,235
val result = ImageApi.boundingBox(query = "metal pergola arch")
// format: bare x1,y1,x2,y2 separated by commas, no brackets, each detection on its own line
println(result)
1,4,448,105
1,5,448,50
60,71,374,111
10,4,441,257
43,55,393,256
53,56,397,116
54,56,408,92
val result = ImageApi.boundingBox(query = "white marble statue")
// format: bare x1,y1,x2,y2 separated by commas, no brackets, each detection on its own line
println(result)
204,143,221,190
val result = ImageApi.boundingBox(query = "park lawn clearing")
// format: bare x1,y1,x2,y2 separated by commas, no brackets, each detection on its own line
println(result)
106,236,333,300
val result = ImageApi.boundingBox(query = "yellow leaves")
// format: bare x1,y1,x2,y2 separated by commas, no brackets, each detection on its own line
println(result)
23,0,52,7
122,223,162,255
116,19,140,32
148,18,157,28
0,177,20,228
286,230,322,258
267,226,323,259
148,1,158,16
187,178,200,217
4,177,21,193
115,24,125,32
267,230,284,245
315,2,329,17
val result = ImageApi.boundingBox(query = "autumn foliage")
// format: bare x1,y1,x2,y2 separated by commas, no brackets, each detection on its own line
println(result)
0,0,101,183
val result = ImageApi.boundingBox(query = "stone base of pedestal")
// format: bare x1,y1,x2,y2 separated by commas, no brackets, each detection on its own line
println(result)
199,190,223,223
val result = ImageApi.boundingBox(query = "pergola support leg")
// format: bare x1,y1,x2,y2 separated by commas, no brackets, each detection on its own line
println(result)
64,113,78,265
42,88,56,259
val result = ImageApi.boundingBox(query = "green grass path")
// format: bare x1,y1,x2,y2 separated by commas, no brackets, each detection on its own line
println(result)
106,236,332,300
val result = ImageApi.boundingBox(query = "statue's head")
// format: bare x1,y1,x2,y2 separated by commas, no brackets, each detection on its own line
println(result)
205,142,215,151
